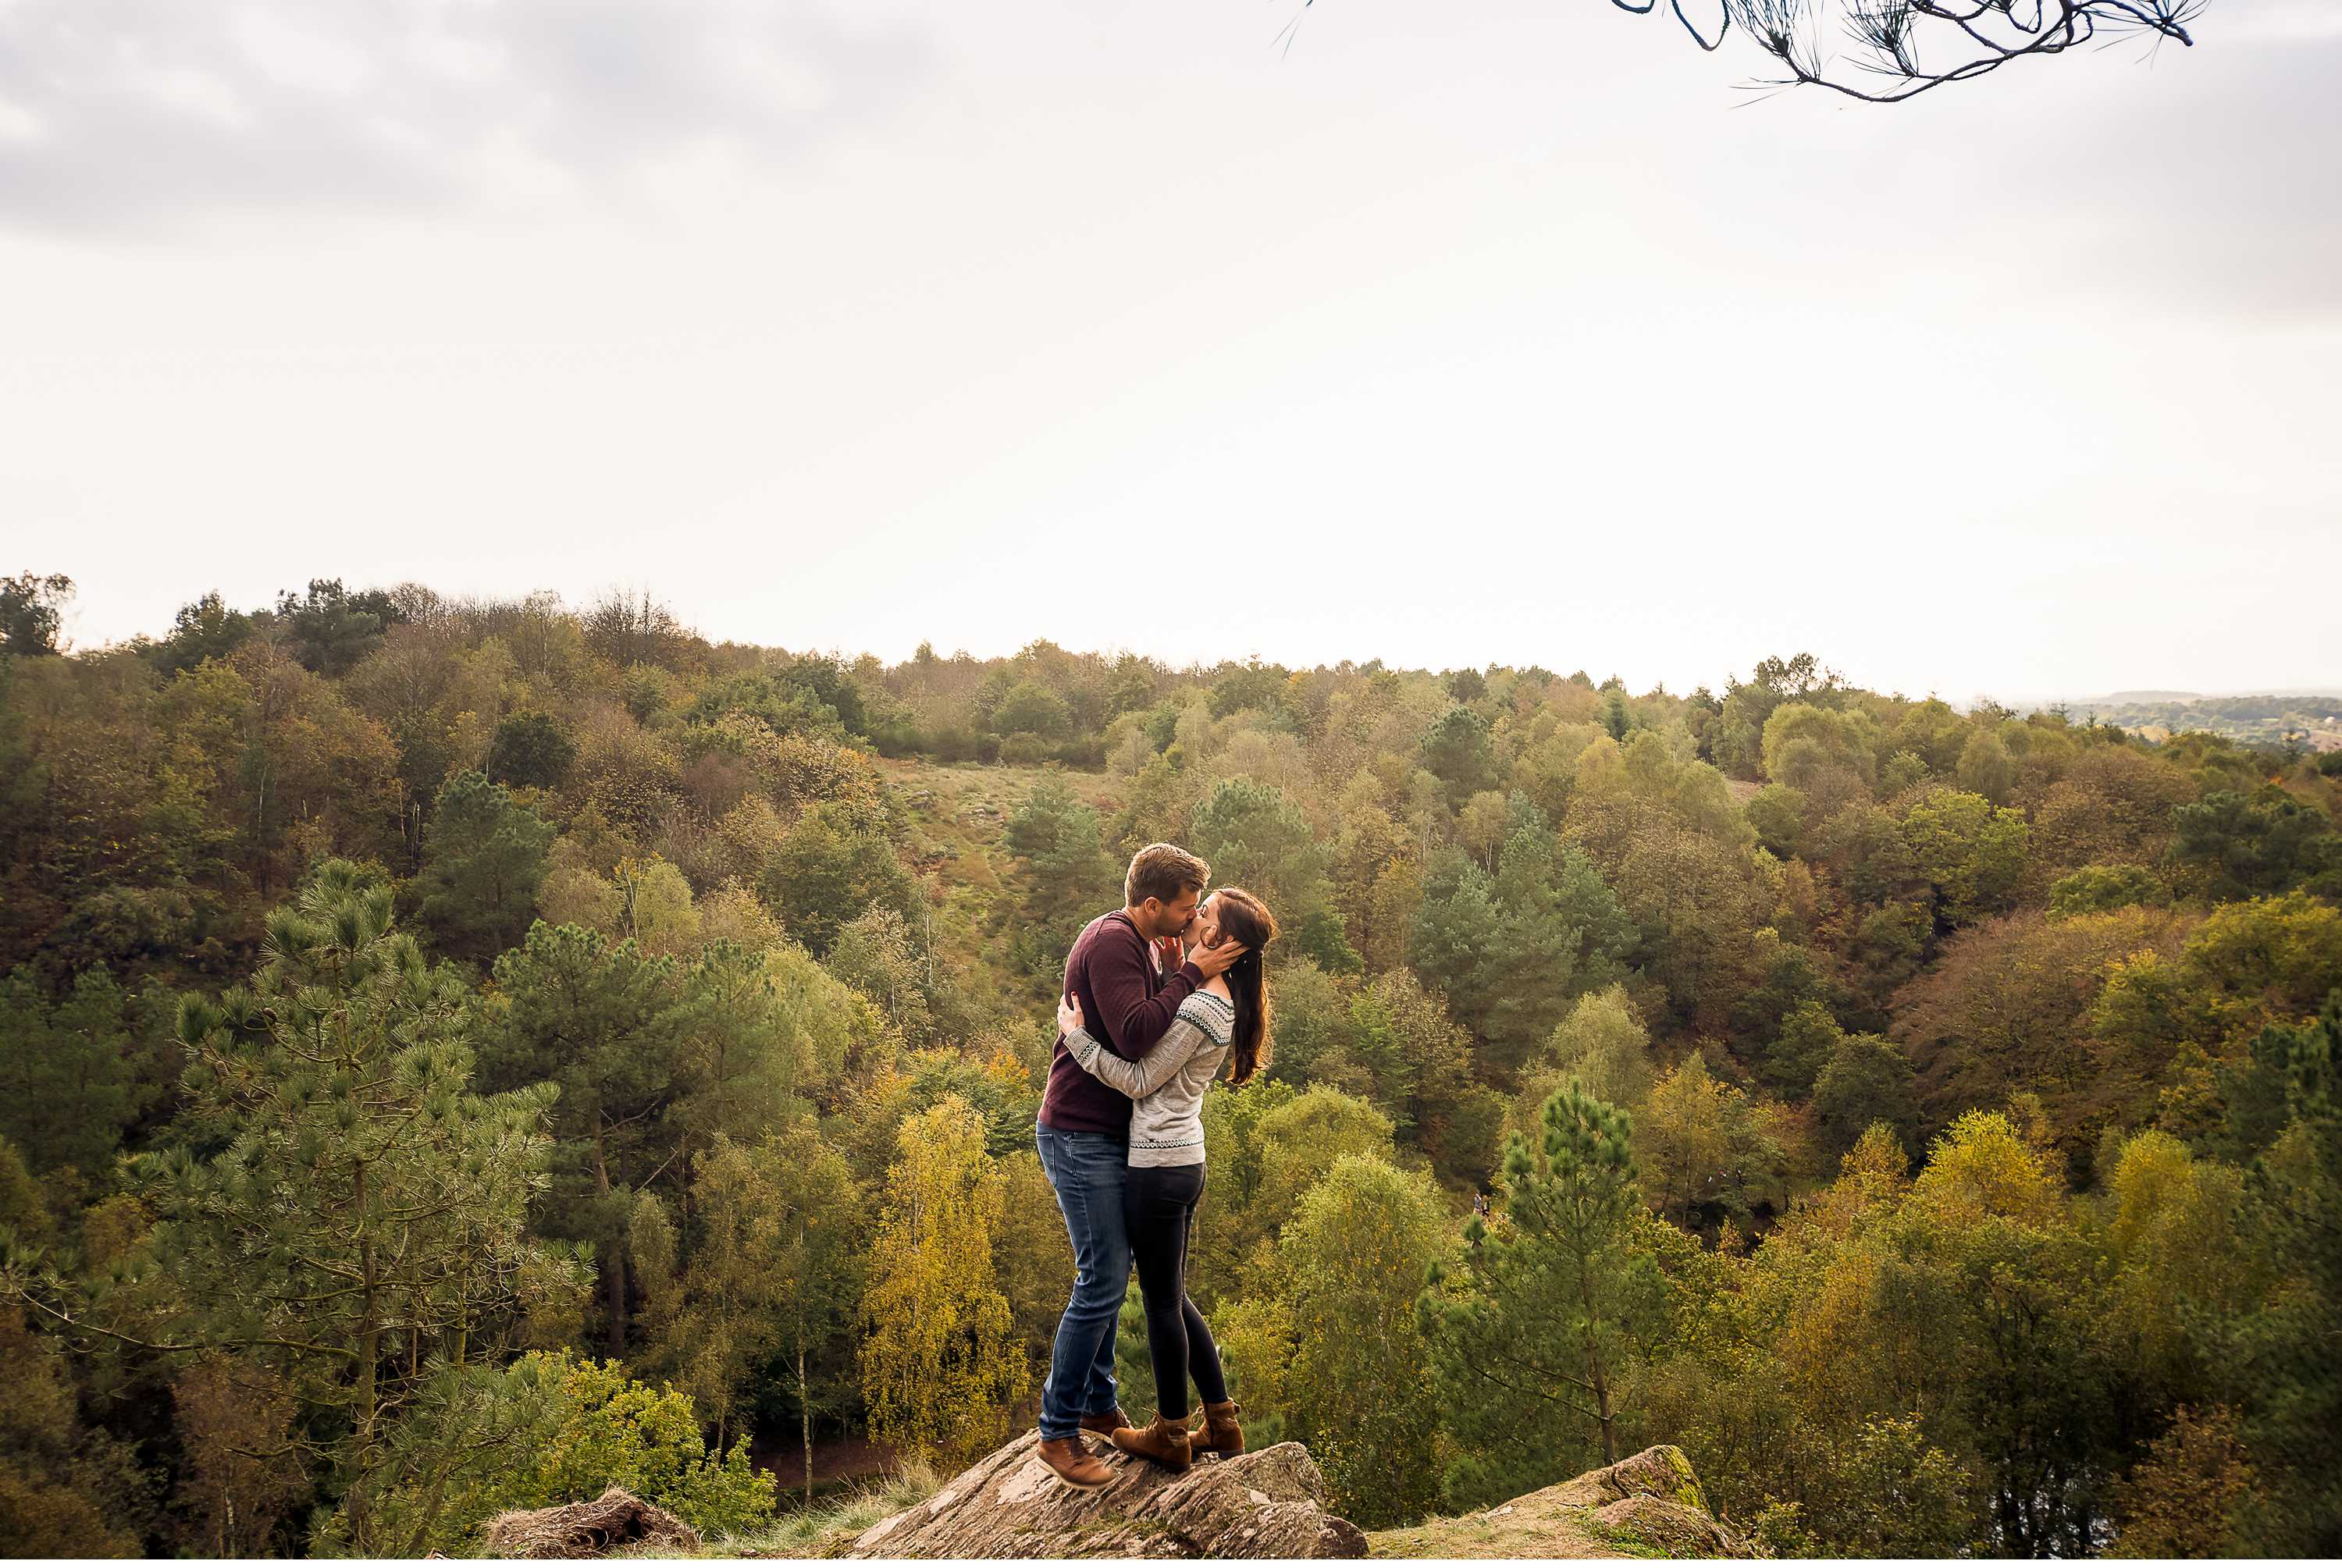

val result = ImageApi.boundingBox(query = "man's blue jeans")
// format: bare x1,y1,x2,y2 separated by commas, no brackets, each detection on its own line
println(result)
1034,1123,1133,1441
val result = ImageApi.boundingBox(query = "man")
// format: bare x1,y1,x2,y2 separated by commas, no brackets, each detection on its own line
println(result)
1033,843,1248,1488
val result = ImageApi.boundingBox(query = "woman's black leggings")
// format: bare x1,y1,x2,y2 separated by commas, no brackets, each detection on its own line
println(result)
1123,1161,1228,1420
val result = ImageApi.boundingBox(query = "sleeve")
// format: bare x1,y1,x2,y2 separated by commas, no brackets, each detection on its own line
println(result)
1084,927,1203,1061
1066,1015,1214,1099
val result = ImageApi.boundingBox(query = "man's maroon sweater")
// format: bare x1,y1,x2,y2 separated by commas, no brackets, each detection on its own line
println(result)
1038,910,1205,1136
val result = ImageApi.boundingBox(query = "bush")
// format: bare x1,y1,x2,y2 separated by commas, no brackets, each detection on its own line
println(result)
998,731,1050,766
347,1351,776,1556
2046,862,2167,918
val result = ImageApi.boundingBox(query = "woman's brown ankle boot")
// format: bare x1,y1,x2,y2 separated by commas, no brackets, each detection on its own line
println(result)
1111,1412,1193,1471
1188,1399,1244,1458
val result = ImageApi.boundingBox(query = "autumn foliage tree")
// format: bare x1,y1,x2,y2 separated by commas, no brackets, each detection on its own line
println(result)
859,1097,1027,1465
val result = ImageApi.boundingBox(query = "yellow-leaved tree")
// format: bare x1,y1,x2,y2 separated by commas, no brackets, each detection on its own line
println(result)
859,1096,1027,1464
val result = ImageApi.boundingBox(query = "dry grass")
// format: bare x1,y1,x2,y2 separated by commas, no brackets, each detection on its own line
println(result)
679,1462,942,1559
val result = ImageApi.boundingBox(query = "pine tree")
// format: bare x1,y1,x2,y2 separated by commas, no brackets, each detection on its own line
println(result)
3,864,581,1553
1421,1081,1644,1509
412,770,553,961
473,922,692,1356
2209,993,2342,1553
0,965,144,1177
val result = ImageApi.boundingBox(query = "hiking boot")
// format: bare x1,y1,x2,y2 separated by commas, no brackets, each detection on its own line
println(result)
1187,1399,1244,1459
1112,1413,1193,1472
1037,1435,1113,1490
1080,1406,1132,1438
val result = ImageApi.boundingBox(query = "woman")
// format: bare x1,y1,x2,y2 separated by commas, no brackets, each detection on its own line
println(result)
1055,886,1276,1470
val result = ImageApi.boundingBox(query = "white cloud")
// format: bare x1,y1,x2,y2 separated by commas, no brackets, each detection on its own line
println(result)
0,0,928,230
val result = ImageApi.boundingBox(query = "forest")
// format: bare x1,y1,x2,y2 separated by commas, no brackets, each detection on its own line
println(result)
0,571,2337,1557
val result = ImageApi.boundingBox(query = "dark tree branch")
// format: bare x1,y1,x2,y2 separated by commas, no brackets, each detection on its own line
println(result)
1289,0,2197,101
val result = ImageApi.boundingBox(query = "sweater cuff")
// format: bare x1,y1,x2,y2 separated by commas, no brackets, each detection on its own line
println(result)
1173,961,1204,990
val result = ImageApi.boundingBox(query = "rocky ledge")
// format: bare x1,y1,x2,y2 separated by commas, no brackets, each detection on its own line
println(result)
1369,1445,1759,1559
842,1432,1367,1559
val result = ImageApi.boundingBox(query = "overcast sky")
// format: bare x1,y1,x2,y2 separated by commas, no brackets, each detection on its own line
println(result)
4,0,2336,702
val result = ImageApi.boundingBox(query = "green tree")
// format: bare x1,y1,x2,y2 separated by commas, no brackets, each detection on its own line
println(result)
5,865,581,1553
1262,958,1365,1097
1515,984,1653,1137
475,923,693,1356
1002,776,1118,982
1744,782,1808,859
1955,727,2016,805
2171,790,2342,899
1278,1156,1450,1527
0,965,152,1178
2201,994,2342,1553
2046,862,2167,918
1899,787,2029,929
1636,1053,1784,1229
1353,968,1492,1182
1761,701,1878,794
1892,698,1973,776
0,572,73,656
1812,1033,1920,1163
150,591,254,676
1761,997,1842,1099
827,906,935,1043
1421,705,1500,808
1422,1082,1644,1507
635,1133,856,1457
1192,1085,1394,1299
1189,1078,1300,1304
274,578,406,677
1188,777,1336,930
684,672,845,741
1603,688,1631,742
412,771,554,962
1892,1113,2122,1556
992,679,1071,741
1409,812,1635,1075
483,711,576,791
758,799,915,957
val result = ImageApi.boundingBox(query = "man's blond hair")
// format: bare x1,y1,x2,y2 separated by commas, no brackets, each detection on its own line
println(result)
1125,843,1209,907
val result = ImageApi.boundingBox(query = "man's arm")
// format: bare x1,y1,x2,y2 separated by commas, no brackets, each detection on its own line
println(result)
1087,928,1203,1061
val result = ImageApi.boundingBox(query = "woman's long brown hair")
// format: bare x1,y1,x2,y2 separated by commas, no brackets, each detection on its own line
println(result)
1205,887,1277,1085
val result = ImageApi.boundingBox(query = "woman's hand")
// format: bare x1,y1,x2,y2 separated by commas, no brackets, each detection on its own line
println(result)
1057,991,1084,1038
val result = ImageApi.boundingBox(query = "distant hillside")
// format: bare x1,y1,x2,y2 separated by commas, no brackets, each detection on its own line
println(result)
2046,691,2342,752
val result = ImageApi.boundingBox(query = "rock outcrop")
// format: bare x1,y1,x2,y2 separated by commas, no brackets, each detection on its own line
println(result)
480,1488,703,1558
842,1432,1367,1559
1369,1445,1758,1559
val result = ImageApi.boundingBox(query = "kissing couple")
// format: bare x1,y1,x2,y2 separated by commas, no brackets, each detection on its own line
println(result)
1031,842,1279,1489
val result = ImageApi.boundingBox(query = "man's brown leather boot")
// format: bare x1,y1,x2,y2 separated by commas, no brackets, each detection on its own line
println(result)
1187,1399,1244,1458
1037,1435,1114,1490
1111,1413,1193,1471
1080,1406,1132,1438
